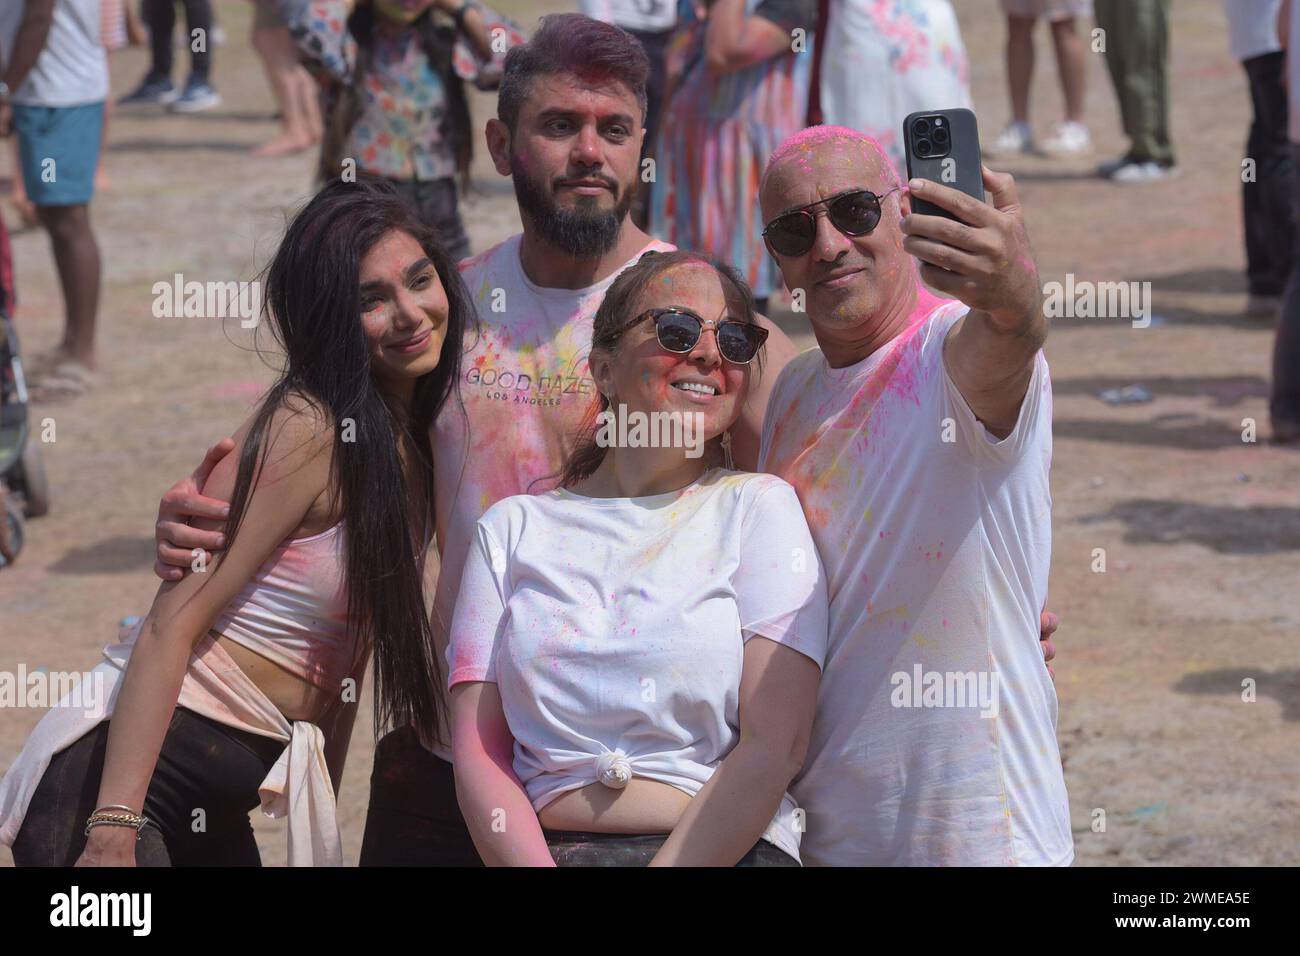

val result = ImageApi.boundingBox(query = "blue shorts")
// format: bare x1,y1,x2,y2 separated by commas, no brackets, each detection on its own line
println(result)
12,102,105,208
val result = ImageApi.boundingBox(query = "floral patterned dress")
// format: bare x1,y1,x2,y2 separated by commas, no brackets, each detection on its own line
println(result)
289,0,523,182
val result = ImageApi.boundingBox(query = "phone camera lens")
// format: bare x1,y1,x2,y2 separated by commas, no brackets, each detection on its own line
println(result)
913,118,930,136
916,138,933,157
933,127,950,146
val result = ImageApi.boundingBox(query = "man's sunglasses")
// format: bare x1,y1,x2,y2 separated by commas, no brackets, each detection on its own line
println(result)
618,307,769,364
762,187,902,258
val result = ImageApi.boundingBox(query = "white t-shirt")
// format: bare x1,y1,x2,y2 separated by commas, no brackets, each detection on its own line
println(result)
1224,0,1281,62
580,0,678,33
0,0,108,108
428,234,676,758
759,297,1073,867
447,469,830,862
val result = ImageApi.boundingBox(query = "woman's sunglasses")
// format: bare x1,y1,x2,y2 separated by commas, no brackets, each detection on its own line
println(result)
762,187,901,258
620,307,769,364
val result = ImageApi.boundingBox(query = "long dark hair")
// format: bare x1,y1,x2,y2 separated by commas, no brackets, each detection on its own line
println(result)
320,2,474,189
226,174,472,743
557,250,763,487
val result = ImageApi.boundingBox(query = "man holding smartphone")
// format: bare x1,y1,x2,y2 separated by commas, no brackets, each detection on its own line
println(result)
756,125,1070,866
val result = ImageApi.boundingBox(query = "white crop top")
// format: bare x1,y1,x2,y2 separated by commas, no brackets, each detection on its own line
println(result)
447,469,829,861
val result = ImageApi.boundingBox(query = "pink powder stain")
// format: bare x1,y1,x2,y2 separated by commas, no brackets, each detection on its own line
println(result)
762,126,900,196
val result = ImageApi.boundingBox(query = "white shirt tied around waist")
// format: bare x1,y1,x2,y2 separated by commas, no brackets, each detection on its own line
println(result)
447,469,830,862
0,619,341,866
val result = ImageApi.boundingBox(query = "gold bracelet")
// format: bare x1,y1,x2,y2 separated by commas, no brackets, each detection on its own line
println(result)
84,809,150,839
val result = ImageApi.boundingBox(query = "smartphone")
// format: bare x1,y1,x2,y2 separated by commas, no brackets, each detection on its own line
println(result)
902,108,985,222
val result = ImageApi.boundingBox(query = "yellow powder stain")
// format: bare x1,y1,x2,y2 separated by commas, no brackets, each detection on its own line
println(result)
867,604,909,624
911,633,928,648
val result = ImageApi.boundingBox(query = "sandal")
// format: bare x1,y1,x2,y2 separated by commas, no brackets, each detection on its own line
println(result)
30,360,97,399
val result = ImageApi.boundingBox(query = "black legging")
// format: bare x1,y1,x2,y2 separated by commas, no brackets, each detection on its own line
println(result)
359,726,483,866
143,0,214,85
12,706,284,866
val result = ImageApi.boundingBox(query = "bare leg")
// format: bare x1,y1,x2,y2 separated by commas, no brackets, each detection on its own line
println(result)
295,63,323,144
1006,15,1036,124
97,64,114,192
37,204,101,368
125,1,147,46
1050,17,1088,124
251,25,314,156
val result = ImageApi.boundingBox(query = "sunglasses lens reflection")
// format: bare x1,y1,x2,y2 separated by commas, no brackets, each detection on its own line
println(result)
767,215,816,257
655,311,701,352
718,323,761,363
831,192,882,235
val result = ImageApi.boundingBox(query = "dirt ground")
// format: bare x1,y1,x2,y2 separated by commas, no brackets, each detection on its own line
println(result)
1,0,1296,867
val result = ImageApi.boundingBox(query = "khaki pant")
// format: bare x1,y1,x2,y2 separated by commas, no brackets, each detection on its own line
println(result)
1094,0,1174,165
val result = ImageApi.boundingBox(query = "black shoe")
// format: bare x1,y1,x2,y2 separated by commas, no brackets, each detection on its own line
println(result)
118,76,178,106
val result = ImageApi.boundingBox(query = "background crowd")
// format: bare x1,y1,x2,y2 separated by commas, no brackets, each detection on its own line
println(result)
1,1,1295,434
0,0,1296,868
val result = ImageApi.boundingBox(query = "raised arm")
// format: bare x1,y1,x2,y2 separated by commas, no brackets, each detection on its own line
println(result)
437,0,493,62
286,0,358,83
651,636,819,865
704,0,796,76
79,406,332,866
450,681,555,866
901,166,1047,437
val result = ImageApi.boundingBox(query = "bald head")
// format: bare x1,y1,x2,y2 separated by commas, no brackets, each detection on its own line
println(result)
760,126,901,220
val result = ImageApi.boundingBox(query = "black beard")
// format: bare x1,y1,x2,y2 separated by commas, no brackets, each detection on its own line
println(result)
512,164,635,258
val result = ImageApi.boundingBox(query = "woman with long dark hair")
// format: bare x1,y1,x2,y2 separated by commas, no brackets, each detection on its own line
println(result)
448,250,828,866
0,174,472,866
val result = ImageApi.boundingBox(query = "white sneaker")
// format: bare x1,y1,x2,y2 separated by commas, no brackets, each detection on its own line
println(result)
1109,161,1177,184
1040,121,1092,156
988,121,1034,157
1097,154,1135,177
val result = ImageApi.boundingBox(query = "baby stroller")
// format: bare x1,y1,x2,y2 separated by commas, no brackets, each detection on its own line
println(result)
0,209,50,568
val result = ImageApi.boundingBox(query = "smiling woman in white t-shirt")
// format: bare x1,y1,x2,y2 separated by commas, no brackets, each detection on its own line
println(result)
447,250,829,866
